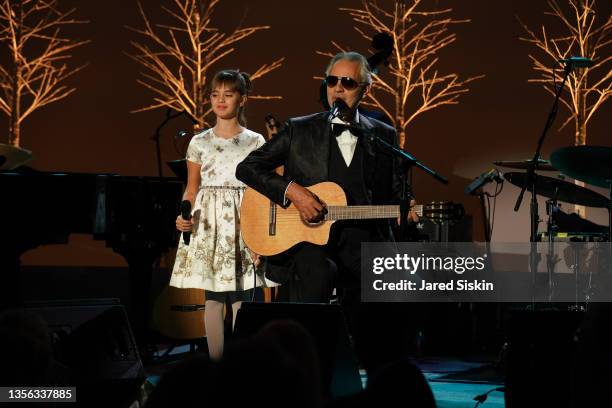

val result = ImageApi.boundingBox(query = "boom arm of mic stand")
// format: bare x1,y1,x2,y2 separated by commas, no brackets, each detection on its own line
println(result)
373,136,448,185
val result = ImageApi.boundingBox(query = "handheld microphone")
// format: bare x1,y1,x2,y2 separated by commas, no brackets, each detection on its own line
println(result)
464,169,503,195
558,56,593,68
180,200,192,245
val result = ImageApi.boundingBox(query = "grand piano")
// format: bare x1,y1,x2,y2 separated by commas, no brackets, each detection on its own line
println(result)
0,167,184,351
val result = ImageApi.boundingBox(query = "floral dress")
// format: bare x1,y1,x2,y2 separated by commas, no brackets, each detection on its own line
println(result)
170,128,268,292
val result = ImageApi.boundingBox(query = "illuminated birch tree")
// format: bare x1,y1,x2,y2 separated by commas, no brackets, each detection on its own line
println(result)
127,0,284,130
0,0,88,147
318,0,483,148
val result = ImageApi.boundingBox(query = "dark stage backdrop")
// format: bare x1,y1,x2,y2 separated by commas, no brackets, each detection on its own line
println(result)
3,0,610,267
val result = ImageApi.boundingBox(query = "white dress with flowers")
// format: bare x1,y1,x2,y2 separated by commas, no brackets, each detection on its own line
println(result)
170,128,267,292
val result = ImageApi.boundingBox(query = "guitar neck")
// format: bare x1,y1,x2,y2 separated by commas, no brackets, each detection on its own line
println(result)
326,205,423,221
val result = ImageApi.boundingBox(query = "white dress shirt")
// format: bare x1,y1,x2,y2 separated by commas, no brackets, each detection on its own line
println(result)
331,113,360,166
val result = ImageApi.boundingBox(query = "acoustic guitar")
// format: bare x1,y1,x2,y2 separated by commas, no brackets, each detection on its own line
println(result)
240,181,431,256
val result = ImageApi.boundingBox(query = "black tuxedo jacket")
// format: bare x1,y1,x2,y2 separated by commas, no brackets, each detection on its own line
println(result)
236,111,405,208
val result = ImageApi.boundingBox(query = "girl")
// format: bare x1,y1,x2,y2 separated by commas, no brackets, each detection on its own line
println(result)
170,69,267,360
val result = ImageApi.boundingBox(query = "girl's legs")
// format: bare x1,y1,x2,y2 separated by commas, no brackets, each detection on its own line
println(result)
231,301,243,329
204,299,225,361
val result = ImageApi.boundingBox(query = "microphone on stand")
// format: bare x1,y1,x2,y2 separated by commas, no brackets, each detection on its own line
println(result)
330,98,362,127
558,56,593,68
329,99,350,120
464,169,504,195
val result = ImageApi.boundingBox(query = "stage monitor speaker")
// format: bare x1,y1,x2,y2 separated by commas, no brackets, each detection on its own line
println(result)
504,309,584,408
23,298,145,407
234,302,362,398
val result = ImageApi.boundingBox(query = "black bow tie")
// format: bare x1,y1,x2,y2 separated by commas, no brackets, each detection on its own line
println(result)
331,123,362,138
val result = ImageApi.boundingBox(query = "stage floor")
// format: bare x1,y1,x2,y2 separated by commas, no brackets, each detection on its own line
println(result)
145,346,506,407
417,357,504,408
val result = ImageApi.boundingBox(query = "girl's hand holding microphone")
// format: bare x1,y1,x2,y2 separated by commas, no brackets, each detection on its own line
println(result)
175,214,193,232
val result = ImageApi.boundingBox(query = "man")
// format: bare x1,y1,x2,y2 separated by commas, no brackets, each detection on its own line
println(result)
236,52,416,372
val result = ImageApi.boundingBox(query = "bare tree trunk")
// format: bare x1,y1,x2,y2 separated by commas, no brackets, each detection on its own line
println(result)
8,74,21,147
8,97,20,147
398,130,407,150
396,78,405,148
194,4,203,132
193,74,203,132
8,1,23,147
395,1,405,149
574,86,587,146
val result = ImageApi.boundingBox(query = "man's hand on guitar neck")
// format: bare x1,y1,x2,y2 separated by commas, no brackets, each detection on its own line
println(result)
286,183,327,223
398,199,420,225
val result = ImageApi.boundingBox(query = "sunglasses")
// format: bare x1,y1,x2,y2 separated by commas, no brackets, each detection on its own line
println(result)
325,75,364,90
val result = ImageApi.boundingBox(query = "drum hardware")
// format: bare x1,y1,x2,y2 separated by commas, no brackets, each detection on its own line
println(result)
511,59,584,307
551,146,612,298
564,239,600,312
545,198,561,301
504,170,610,302
550,146,612,245
537,205,608,309
503,145,612,305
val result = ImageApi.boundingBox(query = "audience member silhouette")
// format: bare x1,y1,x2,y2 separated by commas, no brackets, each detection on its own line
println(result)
145,319,323,408
327,359,437,408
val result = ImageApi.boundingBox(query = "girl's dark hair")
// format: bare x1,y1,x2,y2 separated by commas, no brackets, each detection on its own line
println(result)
210,69,252,126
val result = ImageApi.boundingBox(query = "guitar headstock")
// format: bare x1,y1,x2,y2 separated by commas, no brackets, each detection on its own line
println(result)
422,201,465,223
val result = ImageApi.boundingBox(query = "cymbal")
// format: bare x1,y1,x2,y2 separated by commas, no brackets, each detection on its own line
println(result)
0,143,32,170
493,158,556,171
550,146,612,188
504,171,609,208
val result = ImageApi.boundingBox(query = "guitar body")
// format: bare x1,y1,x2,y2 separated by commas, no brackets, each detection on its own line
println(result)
151,286,207,339
240,182,347,256
240,181,448,256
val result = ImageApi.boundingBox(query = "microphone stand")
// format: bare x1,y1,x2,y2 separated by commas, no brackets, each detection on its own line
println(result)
513,60,574,307
152,108,186,177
